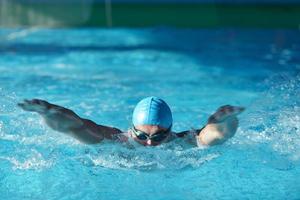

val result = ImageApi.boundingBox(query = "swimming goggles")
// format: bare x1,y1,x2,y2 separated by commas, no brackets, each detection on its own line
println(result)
131,126,171,142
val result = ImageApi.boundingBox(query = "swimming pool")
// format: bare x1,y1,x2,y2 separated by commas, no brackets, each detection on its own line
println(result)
0,28,299,199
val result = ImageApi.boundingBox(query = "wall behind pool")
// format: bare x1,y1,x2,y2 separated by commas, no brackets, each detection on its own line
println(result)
0,0,300,28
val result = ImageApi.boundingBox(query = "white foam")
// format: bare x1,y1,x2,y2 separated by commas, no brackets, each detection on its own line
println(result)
0,150,53,170
84,145,220,170
236,73,300,161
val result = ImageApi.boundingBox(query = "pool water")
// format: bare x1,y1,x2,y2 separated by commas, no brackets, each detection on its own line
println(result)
0,28,299,200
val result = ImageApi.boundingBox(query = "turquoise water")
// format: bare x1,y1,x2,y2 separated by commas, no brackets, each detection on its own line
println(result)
0,28,299,200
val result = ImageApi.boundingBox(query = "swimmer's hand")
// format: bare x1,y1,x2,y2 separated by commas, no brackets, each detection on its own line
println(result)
207,105,245,124
18,98,86,134
18,99,122,144
18,99,51,113
197,105,245,146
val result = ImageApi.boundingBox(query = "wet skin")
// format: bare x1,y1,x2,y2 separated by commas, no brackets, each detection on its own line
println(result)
18,99,245,146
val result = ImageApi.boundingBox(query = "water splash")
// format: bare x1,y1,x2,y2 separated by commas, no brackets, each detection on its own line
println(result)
0,149,53,170
81,144,220,171
237,73,300,162
0,88,18,114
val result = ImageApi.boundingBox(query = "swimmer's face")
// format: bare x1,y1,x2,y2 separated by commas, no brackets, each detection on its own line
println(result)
132,125,170,146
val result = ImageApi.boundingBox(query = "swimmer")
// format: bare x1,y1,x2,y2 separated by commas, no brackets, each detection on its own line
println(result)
17,97,245,146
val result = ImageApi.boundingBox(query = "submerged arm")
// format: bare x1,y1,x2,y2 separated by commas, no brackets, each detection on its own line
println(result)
18,99,122,144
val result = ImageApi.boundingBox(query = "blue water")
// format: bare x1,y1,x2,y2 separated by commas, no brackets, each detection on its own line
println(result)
0,28,299,200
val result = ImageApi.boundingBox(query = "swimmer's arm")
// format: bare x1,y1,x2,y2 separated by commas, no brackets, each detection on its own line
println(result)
17,99,122,144
195,105,245,146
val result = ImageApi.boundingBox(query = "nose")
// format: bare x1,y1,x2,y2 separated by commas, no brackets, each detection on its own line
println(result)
146,139,152,146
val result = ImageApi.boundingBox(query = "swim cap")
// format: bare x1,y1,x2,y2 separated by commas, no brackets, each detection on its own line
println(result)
132,96,173,129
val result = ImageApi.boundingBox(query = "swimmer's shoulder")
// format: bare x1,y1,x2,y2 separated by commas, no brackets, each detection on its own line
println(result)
111,131,143,148
173,128,203,138
171,128,205,145
111,131,131,143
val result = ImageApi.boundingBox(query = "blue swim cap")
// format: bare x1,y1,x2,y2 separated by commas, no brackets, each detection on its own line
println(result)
132,96,173,129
